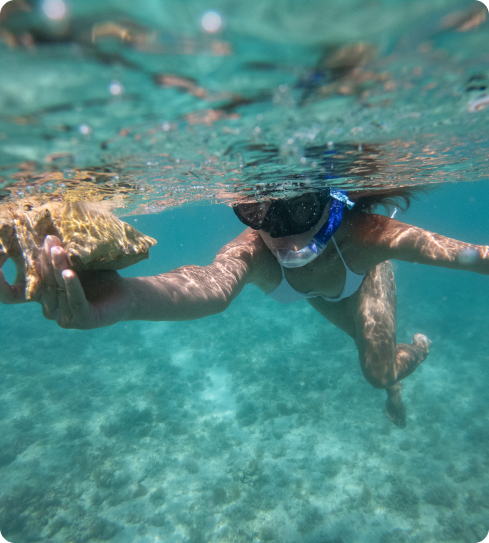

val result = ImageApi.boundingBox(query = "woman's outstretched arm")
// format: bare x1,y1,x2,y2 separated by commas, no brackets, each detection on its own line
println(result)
352,213,489,274
124,231,263,322
0,229,264,329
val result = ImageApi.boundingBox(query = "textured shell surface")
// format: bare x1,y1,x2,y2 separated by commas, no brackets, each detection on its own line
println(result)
0,200,157,300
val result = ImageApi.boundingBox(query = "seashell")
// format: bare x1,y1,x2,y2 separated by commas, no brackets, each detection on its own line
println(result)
0,200,156,300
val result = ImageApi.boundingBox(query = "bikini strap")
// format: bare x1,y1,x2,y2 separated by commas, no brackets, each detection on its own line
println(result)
331,236,348,268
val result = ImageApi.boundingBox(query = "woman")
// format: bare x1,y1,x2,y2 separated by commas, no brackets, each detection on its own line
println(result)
1,187,487,427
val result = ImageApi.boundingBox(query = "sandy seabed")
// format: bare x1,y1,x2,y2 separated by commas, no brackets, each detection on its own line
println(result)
1,260,488,543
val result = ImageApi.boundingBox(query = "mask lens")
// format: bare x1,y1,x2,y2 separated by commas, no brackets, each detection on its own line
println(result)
234,202,270,229
234,191,327,237
284,194,322,227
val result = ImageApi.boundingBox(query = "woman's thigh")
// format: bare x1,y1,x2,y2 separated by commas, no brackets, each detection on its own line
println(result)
308,262,398,387
353,261,398,388
307,295,358,339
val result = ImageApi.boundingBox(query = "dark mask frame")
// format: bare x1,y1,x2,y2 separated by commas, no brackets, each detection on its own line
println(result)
233,189,331,238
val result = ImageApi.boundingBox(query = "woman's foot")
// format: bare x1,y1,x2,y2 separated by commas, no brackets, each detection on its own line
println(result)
385,334,431,428
412,333,431,360
385,382,406,428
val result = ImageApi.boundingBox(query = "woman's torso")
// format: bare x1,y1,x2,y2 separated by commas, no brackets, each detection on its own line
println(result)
250,212,370,299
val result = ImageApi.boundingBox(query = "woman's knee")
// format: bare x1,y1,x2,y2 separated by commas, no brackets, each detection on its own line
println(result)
359,355,397,389
364,373,397,389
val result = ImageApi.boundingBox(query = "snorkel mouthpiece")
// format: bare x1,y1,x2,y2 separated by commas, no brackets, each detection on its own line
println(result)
276,244,321,268
277,190,353,268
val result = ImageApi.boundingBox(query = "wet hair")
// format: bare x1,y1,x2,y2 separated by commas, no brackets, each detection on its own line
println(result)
350,185,436,214
229,141,437,215
235,183,435,216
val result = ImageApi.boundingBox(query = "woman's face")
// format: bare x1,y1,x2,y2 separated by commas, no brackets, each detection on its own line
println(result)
258,202,331,258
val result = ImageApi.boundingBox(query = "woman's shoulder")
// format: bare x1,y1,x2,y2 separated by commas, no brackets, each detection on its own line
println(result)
344,211,394,243
341,210,435,269
336,211,401,270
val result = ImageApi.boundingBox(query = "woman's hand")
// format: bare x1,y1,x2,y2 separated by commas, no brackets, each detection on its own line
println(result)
1,229,262,327
1,235,128,329
44,236,130,329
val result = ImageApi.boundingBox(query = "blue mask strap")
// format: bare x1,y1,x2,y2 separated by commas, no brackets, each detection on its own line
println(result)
308,190,353,254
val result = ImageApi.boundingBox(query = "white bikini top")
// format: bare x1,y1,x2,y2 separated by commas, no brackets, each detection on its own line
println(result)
266,237,366,304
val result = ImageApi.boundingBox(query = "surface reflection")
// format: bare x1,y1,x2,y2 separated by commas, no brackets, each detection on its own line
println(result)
0,1,487,214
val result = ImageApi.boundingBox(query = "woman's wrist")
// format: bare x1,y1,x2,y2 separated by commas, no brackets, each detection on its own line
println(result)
118,277,143,322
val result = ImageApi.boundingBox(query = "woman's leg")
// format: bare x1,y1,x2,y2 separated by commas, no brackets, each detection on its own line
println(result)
353,261,431,427
308,261,430,427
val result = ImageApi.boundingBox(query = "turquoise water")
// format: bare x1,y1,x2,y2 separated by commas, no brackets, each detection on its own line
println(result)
1,1,489,542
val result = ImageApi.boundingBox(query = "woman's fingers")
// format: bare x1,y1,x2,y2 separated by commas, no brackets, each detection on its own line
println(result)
43,244,93,328
51,249,92,327
49,246,75,326
2,236,95,326
63,270,92,326
40,236,62,315
50,245,71,288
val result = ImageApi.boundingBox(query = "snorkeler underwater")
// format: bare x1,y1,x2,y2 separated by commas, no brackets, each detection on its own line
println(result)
1,0,489,542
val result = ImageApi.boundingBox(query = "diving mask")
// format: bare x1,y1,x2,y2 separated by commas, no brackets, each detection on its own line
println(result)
276,191,354,268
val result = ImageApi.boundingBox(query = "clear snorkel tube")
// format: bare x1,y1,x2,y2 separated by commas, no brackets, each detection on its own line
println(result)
276,191,355,268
